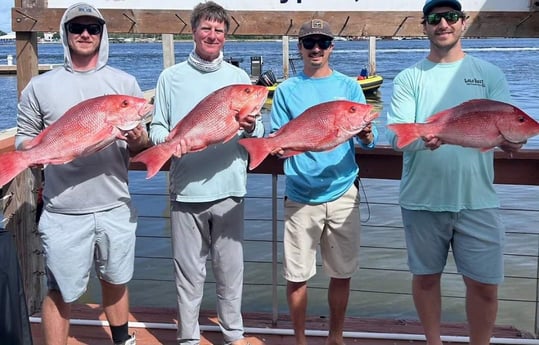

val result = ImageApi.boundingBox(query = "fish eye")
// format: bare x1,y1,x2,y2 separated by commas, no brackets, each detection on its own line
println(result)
518,116,525,123
349,106,357,113
244,87,252,94
121,100,129,107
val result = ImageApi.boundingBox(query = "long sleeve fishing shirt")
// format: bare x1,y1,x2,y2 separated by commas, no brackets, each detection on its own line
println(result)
150,61,264,203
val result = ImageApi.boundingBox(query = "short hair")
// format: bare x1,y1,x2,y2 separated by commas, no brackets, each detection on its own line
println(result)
190,1,230,33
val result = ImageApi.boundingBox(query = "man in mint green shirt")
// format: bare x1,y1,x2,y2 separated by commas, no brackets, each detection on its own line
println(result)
149,2,263,345
386,1,526,344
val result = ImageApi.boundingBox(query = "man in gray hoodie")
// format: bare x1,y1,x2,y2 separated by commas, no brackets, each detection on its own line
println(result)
15,3,147,344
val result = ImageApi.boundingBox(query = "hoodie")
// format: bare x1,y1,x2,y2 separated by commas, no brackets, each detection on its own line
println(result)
15,3,143,214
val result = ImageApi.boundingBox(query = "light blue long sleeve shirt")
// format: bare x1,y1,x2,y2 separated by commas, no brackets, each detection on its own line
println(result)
386,54,512,212
150,61,264,202
270,70,378,204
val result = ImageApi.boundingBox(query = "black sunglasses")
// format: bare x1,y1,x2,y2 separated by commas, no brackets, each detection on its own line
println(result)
425,11,464,25
66,22,102,35
301,37,333,50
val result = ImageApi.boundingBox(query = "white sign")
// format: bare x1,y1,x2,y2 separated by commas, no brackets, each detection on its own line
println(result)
46,0,531,12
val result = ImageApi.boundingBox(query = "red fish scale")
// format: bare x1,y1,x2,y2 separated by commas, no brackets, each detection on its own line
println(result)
22,95,149,165
166,85,267,150
270,101,374,151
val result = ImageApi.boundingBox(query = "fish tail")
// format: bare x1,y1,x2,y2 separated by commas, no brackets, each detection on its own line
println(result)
0,151,28,188
387,123,422,148
131,144,172,179
238,138,270,170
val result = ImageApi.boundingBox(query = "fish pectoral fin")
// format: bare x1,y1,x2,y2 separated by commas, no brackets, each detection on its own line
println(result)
281,149,304,158
189,144,208,153
81,139,115,156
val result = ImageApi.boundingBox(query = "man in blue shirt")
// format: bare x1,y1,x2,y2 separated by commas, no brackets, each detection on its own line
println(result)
270,18,378,345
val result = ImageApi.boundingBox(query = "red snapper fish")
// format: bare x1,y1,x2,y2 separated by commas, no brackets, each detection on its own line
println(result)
0,95,153,188
239,100,379,170
132,84,268,179
387,99,539,149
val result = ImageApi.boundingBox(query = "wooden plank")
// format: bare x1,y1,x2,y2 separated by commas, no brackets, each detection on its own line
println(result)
28,304,530,345
11,8,539,38
3,168,45,315
0,128,16,154
0,64,61,75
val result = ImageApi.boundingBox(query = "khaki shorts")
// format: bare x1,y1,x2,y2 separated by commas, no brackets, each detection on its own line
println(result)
283,184,361,282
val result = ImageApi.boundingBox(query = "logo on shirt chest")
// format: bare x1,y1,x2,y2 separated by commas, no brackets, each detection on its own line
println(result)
464,78,485,87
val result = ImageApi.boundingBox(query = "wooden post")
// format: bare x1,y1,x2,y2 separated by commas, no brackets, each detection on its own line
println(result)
3,169,45,314
368,36,377,76
161,33,175,69
7,0,46,314
282,36,290,79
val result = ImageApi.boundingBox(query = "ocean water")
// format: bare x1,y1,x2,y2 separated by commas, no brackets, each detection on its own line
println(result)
1,38,539,334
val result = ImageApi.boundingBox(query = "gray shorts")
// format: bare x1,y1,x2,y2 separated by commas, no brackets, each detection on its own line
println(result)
402,207,505,284
38,203,137,302
283,184,361,282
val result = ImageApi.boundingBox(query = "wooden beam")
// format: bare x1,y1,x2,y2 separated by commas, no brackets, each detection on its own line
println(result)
11,8,539,38
129,146,539,186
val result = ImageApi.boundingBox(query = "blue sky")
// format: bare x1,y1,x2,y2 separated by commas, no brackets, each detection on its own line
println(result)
0,3,11,33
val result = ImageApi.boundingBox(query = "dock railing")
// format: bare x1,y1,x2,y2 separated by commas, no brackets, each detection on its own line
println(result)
130,146,539,335
2,134,539,336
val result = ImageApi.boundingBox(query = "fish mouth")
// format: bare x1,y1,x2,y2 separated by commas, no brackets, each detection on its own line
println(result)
117,121,140,131
117,102,154,131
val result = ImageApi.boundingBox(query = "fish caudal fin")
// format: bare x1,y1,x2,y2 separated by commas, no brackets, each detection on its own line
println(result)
387,123,422,148
238,138,271,170
0,151,29,188
131,144,172,179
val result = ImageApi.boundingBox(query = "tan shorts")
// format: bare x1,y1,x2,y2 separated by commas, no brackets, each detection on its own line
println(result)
283,184,361,282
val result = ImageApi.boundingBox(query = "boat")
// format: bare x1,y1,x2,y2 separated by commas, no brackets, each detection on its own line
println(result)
262,74,384,107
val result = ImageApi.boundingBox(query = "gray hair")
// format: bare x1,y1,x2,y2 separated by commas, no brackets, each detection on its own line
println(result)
191,1,230,33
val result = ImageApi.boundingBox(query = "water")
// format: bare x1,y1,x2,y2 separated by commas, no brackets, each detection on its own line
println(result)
2,38,539,147
1,38,539,334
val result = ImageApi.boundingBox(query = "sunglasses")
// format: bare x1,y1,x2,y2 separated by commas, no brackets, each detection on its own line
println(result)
66,22,102,35
301,37,333,50
425,11,464,25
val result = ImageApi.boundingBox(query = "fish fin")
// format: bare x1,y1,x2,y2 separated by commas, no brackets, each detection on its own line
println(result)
238,137,270,170
387,123,422,148
0,151,28,188
280,150,304,158
131,144,172,179
20,134,45,150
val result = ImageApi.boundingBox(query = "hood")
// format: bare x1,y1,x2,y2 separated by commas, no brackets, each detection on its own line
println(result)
59,2,109,72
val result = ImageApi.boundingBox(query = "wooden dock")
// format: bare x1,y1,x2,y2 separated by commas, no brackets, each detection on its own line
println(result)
28,304,532,345
0,64,61,75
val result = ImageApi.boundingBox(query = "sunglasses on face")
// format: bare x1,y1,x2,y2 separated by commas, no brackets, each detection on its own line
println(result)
66,22,102,35
301,37,333,50
425,11,464,25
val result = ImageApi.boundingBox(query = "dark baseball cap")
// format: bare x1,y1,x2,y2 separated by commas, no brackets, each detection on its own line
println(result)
298,19,334,39
423,0,462,15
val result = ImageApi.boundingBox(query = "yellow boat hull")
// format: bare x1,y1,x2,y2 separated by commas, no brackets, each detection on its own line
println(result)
264,75,383,107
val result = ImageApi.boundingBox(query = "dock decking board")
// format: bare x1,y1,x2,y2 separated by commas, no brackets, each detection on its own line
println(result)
29,304,530,345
